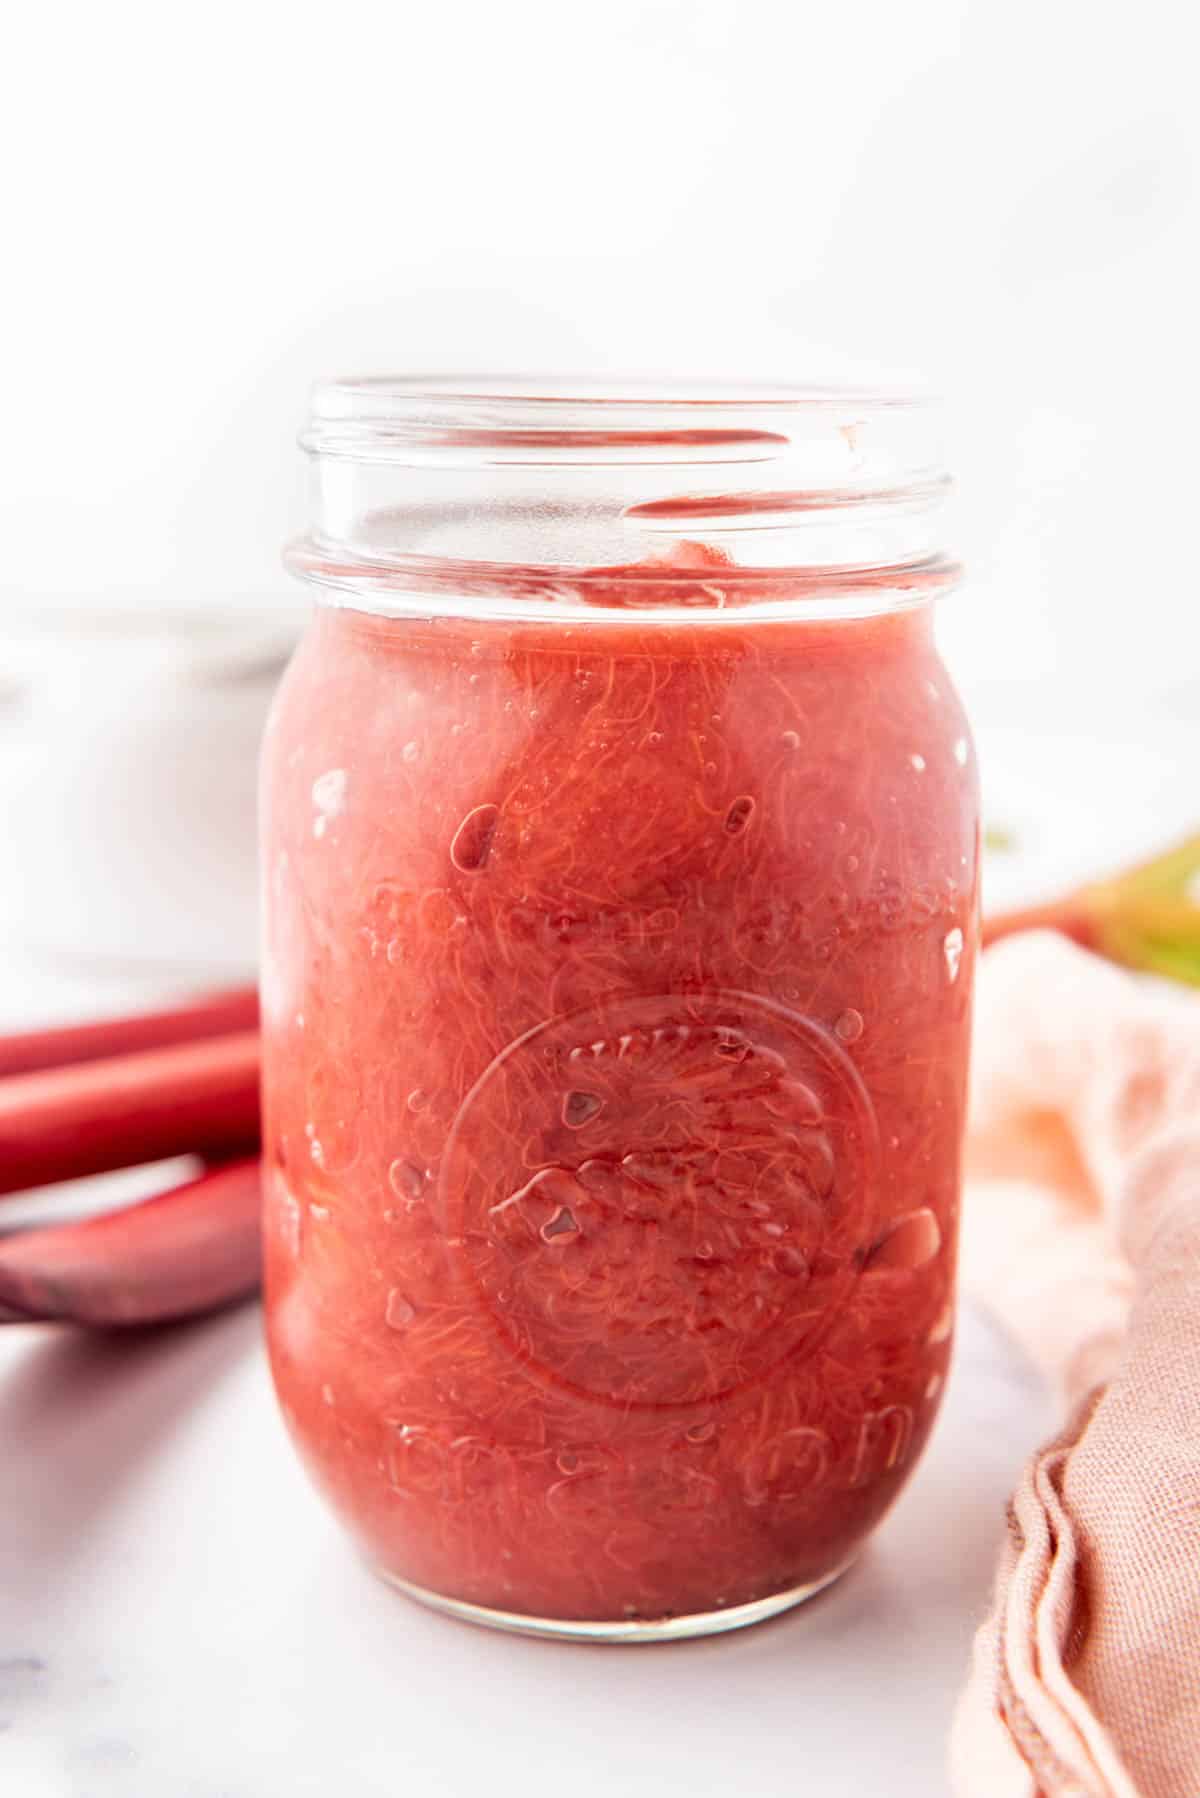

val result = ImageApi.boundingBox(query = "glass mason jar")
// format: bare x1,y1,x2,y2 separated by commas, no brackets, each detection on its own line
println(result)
261,378,979,1642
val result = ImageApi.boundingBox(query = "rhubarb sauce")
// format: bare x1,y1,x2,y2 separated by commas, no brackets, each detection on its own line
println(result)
261,584,979,1629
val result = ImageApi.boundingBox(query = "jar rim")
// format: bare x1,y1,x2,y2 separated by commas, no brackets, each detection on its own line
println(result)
303,373,934,461
293,372,958,618
309,371,929,411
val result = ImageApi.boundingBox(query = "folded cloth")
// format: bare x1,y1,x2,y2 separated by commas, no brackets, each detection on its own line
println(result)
951,934,1200,1798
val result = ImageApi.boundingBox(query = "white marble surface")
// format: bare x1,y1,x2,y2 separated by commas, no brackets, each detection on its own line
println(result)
0,1300,1052,1798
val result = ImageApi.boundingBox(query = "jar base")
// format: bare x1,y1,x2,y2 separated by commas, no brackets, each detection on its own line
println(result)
368,1558,857,1643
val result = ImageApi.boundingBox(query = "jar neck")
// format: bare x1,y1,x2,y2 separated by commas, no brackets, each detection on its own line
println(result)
289,377,960,621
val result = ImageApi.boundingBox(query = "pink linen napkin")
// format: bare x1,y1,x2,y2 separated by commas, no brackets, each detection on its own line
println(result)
951,933,1200,1796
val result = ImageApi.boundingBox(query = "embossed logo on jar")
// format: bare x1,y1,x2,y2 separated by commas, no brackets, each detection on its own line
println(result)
440,992,878,1408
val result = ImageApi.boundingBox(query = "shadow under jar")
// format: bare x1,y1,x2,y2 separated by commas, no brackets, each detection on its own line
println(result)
261,377,980,1641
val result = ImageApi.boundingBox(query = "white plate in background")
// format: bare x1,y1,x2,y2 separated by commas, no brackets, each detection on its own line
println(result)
0,602,302,983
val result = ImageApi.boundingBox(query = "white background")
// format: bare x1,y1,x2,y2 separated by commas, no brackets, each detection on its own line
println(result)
2,0,1200,696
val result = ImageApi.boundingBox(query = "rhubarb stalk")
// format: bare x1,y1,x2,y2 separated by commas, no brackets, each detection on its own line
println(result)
983,833,1200,986
0,986,258,1080
0,1031,261,1196
0,1157,262,1325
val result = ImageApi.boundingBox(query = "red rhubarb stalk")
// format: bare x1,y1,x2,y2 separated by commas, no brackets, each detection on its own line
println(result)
0,1157,262,1325
981,898,1097,951
0,986,259,1080
0,1031,261,1196
982,833,1200,986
